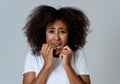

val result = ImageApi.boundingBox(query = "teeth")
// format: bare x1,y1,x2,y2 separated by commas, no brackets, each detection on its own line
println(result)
54,42,60,46
54,42,62,49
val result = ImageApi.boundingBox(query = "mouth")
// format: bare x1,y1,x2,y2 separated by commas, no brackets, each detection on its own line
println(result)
54,42,64,50
53,42,64,56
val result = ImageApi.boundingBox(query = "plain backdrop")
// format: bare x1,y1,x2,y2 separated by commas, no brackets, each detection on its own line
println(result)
0,0,120,84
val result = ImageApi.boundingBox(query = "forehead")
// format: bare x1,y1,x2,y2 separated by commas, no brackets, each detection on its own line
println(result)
46,20,68,29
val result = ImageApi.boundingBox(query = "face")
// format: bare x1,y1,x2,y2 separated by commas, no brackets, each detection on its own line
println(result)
46,20,69,55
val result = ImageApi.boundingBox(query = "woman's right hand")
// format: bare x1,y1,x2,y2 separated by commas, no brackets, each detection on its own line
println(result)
40,43,55,68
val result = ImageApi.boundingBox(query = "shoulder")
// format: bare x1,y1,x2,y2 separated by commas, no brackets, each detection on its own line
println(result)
26,51,40,58
72,48,89,75
73,47,87,63
25,51,34,59
75,47,85,56
25,51,40,63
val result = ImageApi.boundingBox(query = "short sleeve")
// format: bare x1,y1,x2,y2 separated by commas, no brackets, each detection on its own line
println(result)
76,49,90,75
22,52,36,75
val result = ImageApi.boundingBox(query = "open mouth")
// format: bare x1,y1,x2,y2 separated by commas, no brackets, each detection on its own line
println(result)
54,42,64,50
53,42,64,56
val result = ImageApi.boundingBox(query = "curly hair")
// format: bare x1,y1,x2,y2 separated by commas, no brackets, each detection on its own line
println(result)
23,5,90,55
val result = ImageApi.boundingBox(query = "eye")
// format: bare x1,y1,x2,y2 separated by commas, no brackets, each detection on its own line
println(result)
48,30,54,33
60,30,66,34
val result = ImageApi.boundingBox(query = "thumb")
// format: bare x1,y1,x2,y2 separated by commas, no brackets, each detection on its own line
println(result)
59,54,63,60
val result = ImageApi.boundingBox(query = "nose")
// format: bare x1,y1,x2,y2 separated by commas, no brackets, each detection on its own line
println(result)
54,32,60,40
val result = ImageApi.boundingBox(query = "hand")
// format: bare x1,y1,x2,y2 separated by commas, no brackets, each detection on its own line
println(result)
59,45,73,68
40,43,55,67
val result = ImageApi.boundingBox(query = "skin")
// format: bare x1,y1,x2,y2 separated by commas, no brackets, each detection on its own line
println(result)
23,20,91,84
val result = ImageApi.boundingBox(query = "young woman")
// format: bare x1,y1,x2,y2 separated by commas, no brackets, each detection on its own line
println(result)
23,5,90,84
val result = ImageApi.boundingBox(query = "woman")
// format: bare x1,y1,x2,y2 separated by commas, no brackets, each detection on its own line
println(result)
23,5,90,84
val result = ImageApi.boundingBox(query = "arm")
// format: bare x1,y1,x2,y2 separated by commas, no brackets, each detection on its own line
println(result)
32,64,51,84
64,65,90,84
23,64,51,84
23,72,35,84
23,44,54,84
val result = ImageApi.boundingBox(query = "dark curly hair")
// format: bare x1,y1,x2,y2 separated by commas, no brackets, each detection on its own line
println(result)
23,5,90,55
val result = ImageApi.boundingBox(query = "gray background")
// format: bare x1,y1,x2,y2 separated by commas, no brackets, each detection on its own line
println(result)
0,0,120,84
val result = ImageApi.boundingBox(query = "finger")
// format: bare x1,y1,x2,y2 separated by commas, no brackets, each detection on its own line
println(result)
60,50,70,57
50,43,56,50
61,47,72,57
50,47,54,54
42,44,49,54
63,45,72,51
61,50,69,53
46,44,54,53
45,44,50,53
59,53,64,60
41,44,45,53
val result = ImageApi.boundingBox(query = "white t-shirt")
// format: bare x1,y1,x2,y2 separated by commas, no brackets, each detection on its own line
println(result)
23,48,89,84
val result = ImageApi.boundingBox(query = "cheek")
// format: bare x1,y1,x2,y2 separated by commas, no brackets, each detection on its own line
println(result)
61,35,68,44
46,34,53,43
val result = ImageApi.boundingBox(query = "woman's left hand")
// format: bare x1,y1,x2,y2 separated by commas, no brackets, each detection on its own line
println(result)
59,45,73,68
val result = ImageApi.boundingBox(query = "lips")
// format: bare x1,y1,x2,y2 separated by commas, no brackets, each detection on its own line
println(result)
54,41,64,50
